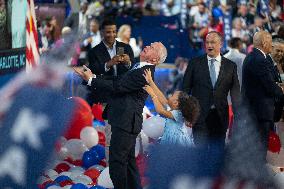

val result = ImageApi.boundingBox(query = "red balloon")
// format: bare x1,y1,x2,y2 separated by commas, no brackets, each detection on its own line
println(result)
54,163,70,173
97,131,106,146
73,97,93,114
72,159,83,166
64,157,83,166
99,160,107,167
92,104,104,122
84,168,100,182
59,180,74,187
64,97,93,139
40,180,54,189
268,131,281,153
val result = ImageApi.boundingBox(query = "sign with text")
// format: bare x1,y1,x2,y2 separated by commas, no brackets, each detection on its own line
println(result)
0,85,74,189
0,48,26,75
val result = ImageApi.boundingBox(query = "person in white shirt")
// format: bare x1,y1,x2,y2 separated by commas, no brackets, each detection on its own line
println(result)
224,37,246,87
81,19,101,49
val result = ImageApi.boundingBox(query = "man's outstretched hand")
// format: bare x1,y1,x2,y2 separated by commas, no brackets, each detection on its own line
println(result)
73,65,94,81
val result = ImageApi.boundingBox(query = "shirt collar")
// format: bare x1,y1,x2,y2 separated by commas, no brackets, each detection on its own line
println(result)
255,48,266,58
103,40,116,50
207,54,221,62
139,62,155,67
268,54,277,66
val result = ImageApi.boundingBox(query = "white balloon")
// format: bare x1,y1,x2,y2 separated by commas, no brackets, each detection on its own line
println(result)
97,167,114,188
135,137,140,157
46,186,61,189
62,186,72,189
64,139,89,160
59,171,72,177
57,146,69,160
69,169,84,180
70,166,85,172
73,175,93,185
142,116,165,139
59,136,68,146
80,127,99,148
45,169,58,178
50,175,58,181
140,130,150,152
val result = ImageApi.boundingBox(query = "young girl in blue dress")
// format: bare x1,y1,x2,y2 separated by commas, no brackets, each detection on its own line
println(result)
143,69,200,146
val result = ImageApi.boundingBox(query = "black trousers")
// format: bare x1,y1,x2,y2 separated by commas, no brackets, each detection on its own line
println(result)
109,127,142,189
193,108,227,148
256,119,273,162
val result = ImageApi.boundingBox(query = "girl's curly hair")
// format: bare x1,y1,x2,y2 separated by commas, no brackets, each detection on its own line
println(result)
178,92,200,126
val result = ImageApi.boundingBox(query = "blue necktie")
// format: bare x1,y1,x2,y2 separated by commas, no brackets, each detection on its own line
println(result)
209,59,217,87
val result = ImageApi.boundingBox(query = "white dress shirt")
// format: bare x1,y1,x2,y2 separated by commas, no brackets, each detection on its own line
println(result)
83,32,101,48
79,12,87,35
103,41,117,74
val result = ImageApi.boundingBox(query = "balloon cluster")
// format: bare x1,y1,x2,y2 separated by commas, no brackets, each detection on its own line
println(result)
38,97,113,189
39,98,164,189
38,128,113,189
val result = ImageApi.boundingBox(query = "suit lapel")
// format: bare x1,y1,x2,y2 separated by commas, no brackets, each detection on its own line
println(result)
215,57,225,88
99,42,111,60
201,56,213,89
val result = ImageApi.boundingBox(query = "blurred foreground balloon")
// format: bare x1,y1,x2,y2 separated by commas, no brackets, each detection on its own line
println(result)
142,116,165,139
65,97,93,139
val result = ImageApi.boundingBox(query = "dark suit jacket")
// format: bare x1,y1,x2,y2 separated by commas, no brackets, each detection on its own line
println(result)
267,55,284,122
64,13,91,33
90,65,155,134
86,40,135,105
64,13,79,31
87,40,135,76
242,48,283,121
183,55,241,128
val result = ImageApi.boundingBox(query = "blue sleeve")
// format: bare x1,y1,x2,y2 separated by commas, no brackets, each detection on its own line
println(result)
170,110,184,123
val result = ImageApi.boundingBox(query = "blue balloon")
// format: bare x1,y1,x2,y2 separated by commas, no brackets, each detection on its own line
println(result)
89,185,106,189
90,144,106,160
71,183,88,189
82,150,100,168
45,182,59,189
54,175,71,183
212,7,223,18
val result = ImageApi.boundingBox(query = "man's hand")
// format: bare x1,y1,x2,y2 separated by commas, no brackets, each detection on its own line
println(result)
119,54,131,65
73,65,93,81
87,37,93,44
106,55,122,69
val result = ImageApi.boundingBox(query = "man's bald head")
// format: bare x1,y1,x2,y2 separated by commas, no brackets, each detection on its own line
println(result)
253,31,272,54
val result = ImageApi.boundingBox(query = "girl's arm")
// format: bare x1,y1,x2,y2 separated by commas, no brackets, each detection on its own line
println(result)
143,85,174,119
143,69,168,106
